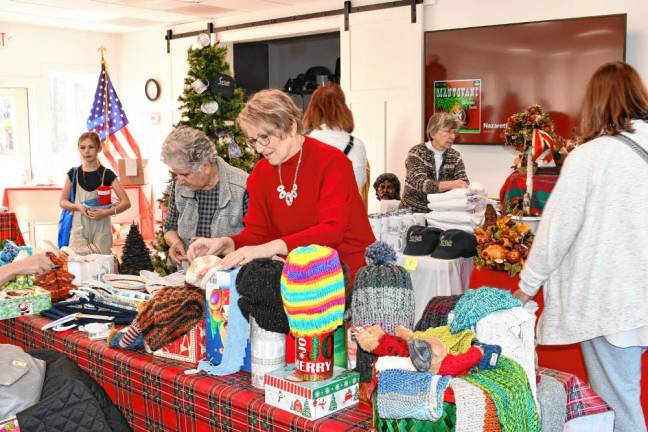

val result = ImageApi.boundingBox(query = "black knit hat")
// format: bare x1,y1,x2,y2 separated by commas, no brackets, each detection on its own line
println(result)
236,259,289,334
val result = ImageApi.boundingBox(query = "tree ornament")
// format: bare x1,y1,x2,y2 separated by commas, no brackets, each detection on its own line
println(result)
200,101,219,114
227,135,243,159
197,32,211,48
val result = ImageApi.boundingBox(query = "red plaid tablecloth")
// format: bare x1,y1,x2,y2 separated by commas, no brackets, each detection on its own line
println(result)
0,316,372,432
0,212,25,245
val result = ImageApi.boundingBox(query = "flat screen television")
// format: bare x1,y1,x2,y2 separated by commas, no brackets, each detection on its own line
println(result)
424,14,626,144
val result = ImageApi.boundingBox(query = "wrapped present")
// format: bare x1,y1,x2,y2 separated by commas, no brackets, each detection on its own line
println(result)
265,365,360,420
204,268,251,373
66,254,115,285
0,285,51,320
154,320,206,364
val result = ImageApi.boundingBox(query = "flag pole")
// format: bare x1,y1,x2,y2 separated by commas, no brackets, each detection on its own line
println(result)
98,46,111,165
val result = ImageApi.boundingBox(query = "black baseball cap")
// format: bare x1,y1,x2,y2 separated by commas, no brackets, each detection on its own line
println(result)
403,226,443,256
430,229,477,259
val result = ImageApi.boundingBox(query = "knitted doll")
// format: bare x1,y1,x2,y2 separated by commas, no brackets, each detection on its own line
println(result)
354,324,409,357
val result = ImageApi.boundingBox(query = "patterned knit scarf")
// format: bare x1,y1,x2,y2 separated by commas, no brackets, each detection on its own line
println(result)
463,356,540,432
450,287,521,333
135,286,204,351
415,294,461,331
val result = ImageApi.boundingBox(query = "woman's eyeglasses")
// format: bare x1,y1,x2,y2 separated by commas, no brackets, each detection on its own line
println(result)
245,133,271,151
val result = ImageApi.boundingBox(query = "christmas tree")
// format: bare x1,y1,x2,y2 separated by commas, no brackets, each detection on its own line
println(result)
302,400,312,418
120,223,154,275
329,395,338,412
152,34,258,275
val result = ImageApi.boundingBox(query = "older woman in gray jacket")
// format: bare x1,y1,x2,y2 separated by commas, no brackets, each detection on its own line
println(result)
161,126,248,264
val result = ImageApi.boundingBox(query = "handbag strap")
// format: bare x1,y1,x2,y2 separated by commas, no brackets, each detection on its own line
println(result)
616,133,648,164
70,167,78,202
343,135,354,155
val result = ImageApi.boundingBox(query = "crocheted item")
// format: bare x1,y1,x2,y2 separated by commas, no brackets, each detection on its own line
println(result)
412,326,475,355
356,347,377,383
463,356,540,432
352,241,415,334
107,328,143,350
374,399,457,432
236,259,289,334
407,338,447,374
476,306,537,400
135,286,204,351
450,287,521,333
377,369,451,421
450,378,486,432
198,268,251,376
415,295,461,331
483,392,502,432
537,374,567,432
373,334,410,357
280,245,345,337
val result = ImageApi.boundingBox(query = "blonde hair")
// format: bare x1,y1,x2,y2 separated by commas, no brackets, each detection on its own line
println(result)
237,89,303,137
426,112,463,139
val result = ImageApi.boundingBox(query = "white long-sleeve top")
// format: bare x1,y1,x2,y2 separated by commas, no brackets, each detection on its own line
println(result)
308,125,367,189
519,120,648,345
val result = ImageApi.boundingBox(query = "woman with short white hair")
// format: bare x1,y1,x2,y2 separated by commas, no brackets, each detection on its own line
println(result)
161,125,248,265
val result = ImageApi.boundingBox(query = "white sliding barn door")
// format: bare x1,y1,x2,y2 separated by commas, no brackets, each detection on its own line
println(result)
341,4,424,212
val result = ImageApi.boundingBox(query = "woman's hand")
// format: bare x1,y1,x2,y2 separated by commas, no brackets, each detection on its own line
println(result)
219,239,287,269
86,208,112,220
512,288,533,304
76,203,91,218
187,237,234,261
168,240,187,264
14,255,55,275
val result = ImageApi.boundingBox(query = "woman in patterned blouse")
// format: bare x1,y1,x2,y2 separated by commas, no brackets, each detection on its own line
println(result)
400,113,469,213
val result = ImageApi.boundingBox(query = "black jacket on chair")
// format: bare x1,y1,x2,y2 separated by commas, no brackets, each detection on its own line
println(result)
16,350,131,432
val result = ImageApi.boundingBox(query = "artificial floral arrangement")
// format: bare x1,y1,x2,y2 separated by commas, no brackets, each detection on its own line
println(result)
473,206,534,276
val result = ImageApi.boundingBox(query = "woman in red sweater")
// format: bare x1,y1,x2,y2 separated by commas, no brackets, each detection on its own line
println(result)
187,89,375,280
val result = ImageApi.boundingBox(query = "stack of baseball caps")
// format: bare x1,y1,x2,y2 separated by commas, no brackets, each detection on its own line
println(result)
402,225,477,259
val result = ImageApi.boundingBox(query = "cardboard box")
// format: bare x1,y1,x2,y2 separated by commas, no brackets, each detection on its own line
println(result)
265,365,360,420
0,286,52,320
154,320,206,364
67,254,115,286
117,158,148,186
205,268,251,372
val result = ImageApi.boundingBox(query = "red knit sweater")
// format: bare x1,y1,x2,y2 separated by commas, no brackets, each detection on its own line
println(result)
232,137,375,278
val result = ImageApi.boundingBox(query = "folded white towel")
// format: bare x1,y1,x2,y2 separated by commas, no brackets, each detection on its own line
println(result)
425,219,478,233
428,197,484,212
426,210,484,226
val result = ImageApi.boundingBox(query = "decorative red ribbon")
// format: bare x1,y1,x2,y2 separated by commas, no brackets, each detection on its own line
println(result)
532,129,555,162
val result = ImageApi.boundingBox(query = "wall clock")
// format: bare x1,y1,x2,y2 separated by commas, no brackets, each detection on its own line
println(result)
145,78,161,101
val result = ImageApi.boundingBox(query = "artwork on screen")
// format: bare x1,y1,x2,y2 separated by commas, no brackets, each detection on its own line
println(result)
425,14,626,145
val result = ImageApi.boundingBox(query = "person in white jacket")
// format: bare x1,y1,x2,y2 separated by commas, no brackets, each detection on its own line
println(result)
304,83,369,205
514,62,648,432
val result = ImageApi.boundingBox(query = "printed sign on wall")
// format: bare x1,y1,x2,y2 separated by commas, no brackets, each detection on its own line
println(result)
433,79,481,134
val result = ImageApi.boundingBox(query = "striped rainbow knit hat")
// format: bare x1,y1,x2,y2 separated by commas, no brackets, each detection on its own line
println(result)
280,245,345,337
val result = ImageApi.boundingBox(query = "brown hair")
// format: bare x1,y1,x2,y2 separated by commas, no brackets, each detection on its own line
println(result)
78,131,101,150
426,112,463,139
580,62,648,142
237,89,303,138
303,83,354,133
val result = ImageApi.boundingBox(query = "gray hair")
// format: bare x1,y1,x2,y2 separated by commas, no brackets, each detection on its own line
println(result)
237,89,303,137
426,112,463,138
161,125,217,170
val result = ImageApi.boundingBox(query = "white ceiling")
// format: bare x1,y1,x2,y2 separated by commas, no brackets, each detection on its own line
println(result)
0,0,334,33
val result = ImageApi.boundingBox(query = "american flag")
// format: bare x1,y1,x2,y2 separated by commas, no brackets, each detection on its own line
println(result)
86,62,141,171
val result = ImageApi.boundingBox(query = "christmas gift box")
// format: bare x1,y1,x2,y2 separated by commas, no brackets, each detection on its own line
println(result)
153,320,206,364
204,268,251,373
0,285,52,320
264,365,360,420
67,254,115,286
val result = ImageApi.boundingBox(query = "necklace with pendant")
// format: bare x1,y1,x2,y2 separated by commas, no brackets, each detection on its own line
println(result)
277,146,303,206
